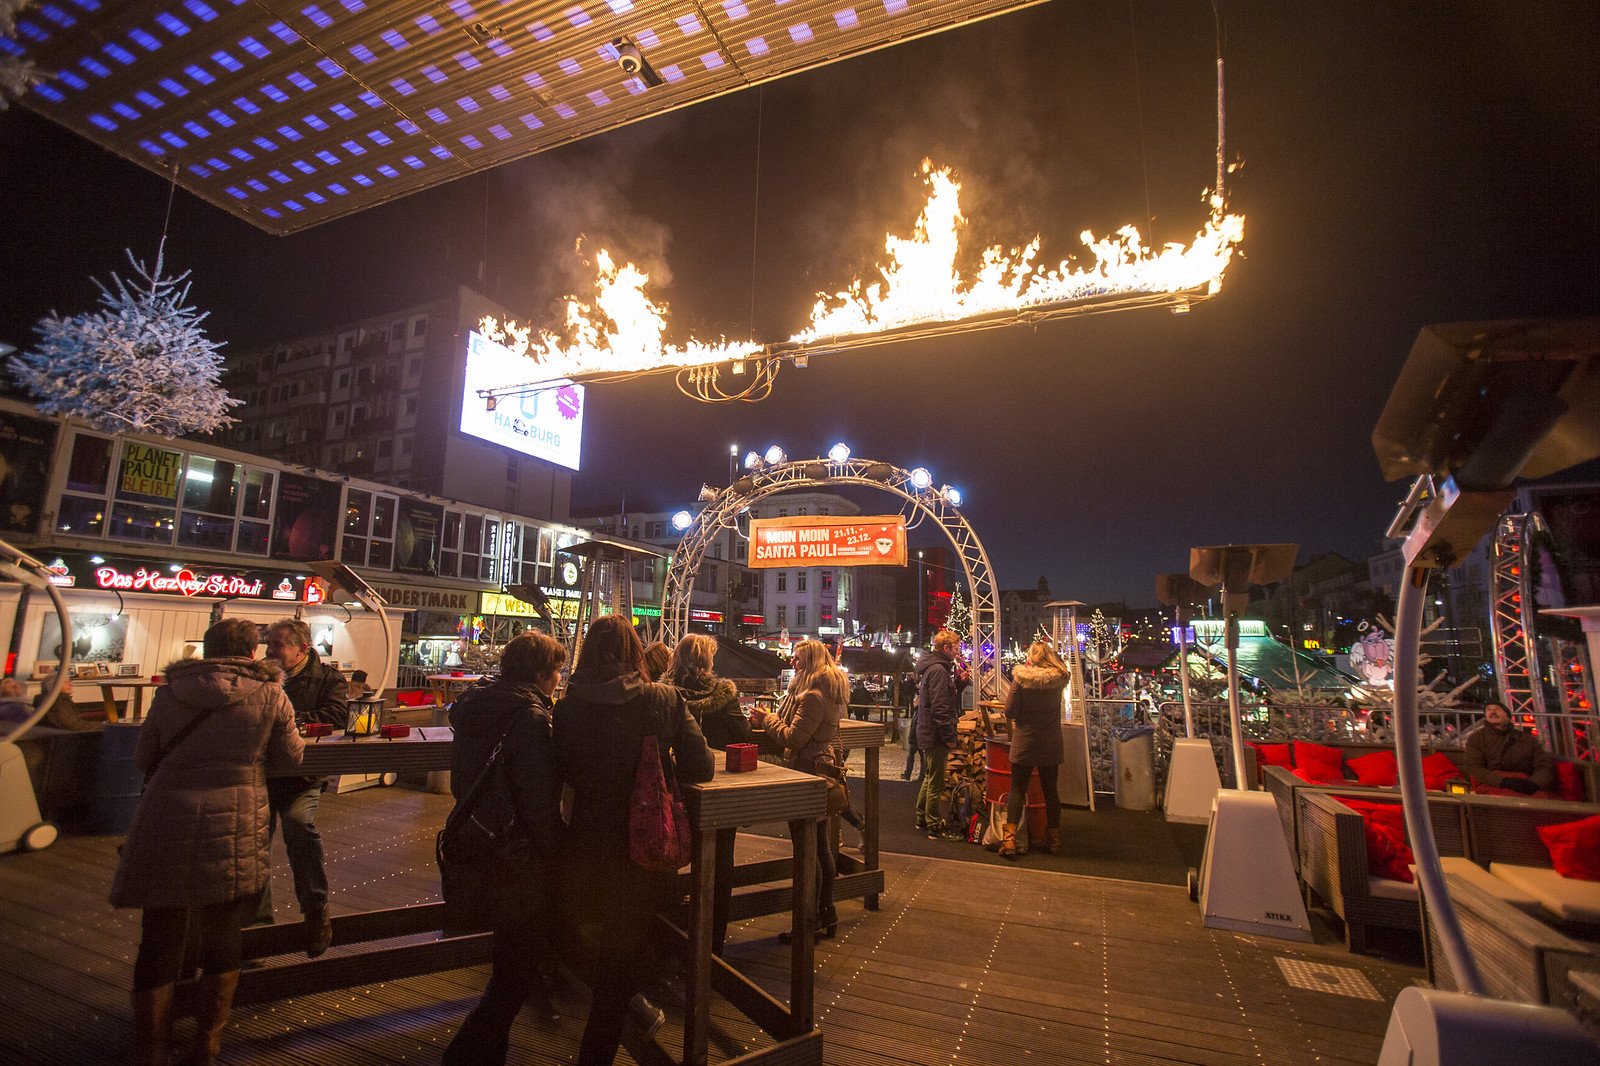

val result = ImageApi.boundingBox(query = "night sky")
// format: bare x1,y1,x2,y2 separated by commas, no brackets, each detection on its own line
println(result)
2,1,1596,605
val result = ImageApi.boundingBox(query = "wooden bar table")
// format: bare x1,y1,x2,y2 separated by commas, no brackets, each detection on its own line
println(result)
426,673,482,709
678,761,826,1066
270,725,455,779
89,679,161,722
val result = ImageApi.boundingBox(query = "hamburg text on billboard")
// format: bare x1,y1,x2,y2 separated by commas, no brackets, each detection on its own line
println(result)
459,331,585,470
748,516,907,568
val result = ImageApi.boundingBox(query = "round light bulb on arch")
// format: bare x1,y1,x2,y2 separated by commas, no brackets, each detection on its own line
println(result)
671,510,693,531
764,445,787,466
743,450,763,471
828,443,851,464
909,467,933,490
941,486,963,507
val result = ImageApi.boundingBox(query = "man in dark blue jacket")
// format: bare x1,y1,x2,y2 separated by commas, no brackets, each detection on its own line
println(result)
914,630,965,837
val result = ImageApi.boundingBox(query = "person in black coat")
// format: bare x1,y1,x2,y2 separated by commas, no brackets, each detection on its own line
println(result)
442,631,568,1064
666,633,752,750
1000,641,1071,858
554,616,714,1066
913,631,966,836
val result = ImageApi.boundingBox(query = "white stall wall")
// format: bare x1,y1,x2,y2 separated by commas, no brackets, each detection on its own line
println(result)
15,592,211,679
221,603,402,692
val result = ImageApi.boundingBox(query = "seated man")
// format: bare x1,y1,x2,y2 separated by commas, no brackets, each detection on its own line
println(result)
33,673,97,731
1464,701,1555,796
0,676,30,728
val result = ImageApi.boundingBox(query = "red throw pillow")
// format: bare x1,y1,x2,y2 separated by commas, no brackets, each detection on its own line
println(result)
1420,751,1466,791
1257,743,1294,768
1346,750,1400,787
1555,761,1587,803
1536,814,1600,882
1293,741,1346,783
1340,799,1415,882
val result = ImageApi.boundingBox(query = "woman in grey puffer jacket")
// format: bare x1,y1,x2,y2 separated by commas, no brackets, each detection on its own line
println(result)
110,618,303,1066
1000,641,1071,860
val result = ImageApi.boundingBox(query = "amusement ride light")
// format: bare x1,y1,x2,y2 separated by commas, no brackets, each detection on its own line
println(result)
909,468,933,490
743,450,763,471
828,443,851,464
671,510,693,531
941,486,963,506
764,445,787,466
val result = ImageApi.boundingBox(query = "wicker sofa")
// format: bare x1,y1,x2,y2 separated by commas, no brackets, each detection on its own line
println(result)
1425,872,1600,1004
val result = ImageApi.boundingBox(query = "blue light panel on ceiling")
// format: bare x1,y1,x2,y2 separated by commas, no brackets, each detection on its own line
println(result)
607,0,634,12
268,22,299,44
138,139,165,155
80,56,112,77
552,101,575,118
459,134,482,149
261,83,289,102
488,123,509,139
659,64,683,81
189,163,211,177
329,182,349,194
722,1,748,19
233,95,261,114
488,84,510,101
700,52,723,70
255,137,279,151
456,95,479,112
414,13,441,34
558,57,580,75
341,0,365,11
305,194,329,208
349,43,374,63
367,129,392,145
184,64,214,84
622,77,644,94
304,113,329,130
454,50,480,71
382,29,407,50
745,37,767,55
262,207,282,218
238,36,269,58
184,1,218,21
160,131,187,148
206,156,230,170
70,0,102,10
276,125,302,140
317,58,342,77
834,9,857,28
246,178,268,191
402,155,424,168
155,13,189,35
129,28,162,51
340,139,365,154
315,150,338,165
284,200,303,211
564,6,591,28
226,186,248,198
448,0,476,19
425,107,448,123
112,101,140,119
183,120,209,137
527,22,553,42
352,173,374,185
330,102,356,119
519,113,542,129
208,108,235,126
134,89,164,108
429,145,451,159
291,159,315,173
637,28,658,47
89,113,117,130
789,23,812,42
287,72,315,91
39,5,76,27
587,90,610,106
521,71,546,89
421,63,446,83
158,77,189,96
883,0,907,12
212,50,242,70
16,21,49,43
396,118,419,133
359,91,381,107
105,42,138,64
488,39,513,58
390,77,416,95
302,5,333,29
229,147,253,161
57,69,88,89
377,165,398,177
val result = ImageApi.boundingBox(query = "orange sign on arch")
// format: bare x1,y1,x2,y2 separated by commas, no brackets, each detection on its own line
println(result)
748,516,907,568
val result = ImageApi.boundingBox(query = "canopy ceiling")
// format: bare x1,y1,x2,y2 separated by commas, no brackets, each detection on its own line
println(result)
12,0,1048,235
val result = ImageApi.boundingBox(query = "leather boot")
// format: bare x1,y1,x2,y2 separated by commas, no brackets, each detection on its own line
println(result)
191,970,240,1066
999,823,1018,859
1042,827,1062,855
304,905,333,959
132,983,175,1066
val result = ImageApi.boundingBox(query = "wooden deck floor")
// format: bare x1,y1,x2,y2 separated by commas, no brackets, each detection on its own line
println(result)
0,784,1421,1065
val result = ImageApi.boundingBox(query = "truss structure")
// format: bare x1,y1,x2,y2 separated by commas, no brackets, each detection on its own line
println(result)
1551,637,1594,760
1489,512,1552,736
660,456,1004,701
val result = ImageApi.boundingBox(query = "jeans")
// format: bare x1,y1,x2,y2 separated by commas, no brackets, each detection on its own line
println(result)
257,778,329,921
135,894,259,988
442,919,555,1065
915,747,950,826
1005,764,1061,829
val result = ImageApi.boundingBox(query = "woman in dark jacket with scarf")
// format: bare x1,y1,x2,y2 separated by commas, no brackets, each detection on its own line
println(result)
554,616,715,1066
749,639,847,940
667,633,752,750
443,631,568,1063
1000,641,1072,859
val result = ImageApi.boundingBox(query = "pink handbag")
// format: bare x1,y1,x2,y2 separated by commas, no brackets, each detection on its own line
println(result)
628,735,692,873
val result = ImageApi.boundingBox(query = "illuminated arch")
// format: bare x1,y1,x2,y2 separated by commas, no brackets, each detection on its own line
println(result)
662,456,1004,700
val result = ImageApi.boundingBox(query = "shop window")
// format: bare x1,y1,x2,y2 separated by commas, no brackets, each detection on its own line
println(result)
57,432,114,536
797,571,808,593
56,496,106,537
177,455,241,550
441,510,462,577
776,571,786,592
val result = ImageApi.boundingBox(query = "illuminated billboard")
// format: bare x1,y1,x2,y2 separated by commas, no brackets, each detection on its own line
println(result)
460,330,585,470
748,516,907,568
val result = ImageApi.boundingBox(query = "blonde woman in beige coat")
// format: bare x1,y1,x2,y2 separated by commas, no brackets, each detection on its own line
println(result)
109,618,304,1066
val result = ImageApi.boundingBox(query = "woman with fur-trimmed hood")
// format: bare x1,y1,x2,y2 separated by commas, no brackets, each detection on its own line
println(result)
666,633,752,750
1000,641,1072,859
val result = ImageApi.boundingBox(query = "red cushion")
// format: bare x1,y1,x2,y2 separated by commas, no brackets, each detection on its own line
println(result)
1555,761,1587,803
1293,741,1346,783
1346,750,1400,787
1340,799,1415,882
1420,751,1466,791
1536,814,1600,882
1256,743,1294,767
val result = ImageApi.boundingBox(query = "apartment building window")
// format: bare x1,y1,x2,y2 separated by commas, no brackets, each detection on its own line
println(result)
821,571,833,592
777,571,787,592
796,605,807,628
778,508,788,518
332,409,346,428
650,521,664,538
404,395,418,415
399,437,413,455
797,572,808,592
776,606,786,627
798,507,807,515
736,541,746,561
336,370,350,389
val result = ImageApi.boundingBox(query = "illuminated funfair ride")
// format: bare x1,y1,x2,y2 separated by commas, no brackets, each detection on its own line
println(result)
1369,320,1600,1064
658,447,1003,703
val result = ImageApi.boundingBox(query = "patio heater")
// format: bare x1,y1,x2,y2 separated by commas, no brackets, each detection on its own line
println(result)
1045,600,1094,811
1188,543,1310,940
0,538,72,853
1371,319,1600,1065
1156,573,1220,824
308,561,395,697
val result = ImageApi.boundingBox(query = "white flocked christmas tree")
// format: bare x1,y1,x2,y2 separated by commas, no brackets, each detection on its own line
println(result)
9,249,239,438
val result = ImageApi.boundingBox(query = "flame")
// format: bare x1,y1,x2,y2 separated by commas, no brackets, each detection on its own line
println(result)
481,162,1245,392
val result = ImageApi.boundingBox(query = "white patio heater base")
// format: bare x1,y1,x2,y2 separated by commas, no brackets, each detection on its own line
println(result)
0,741,58,854
1198,790,1311,941
1165,737,1222,824
1377,987,1598,1066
